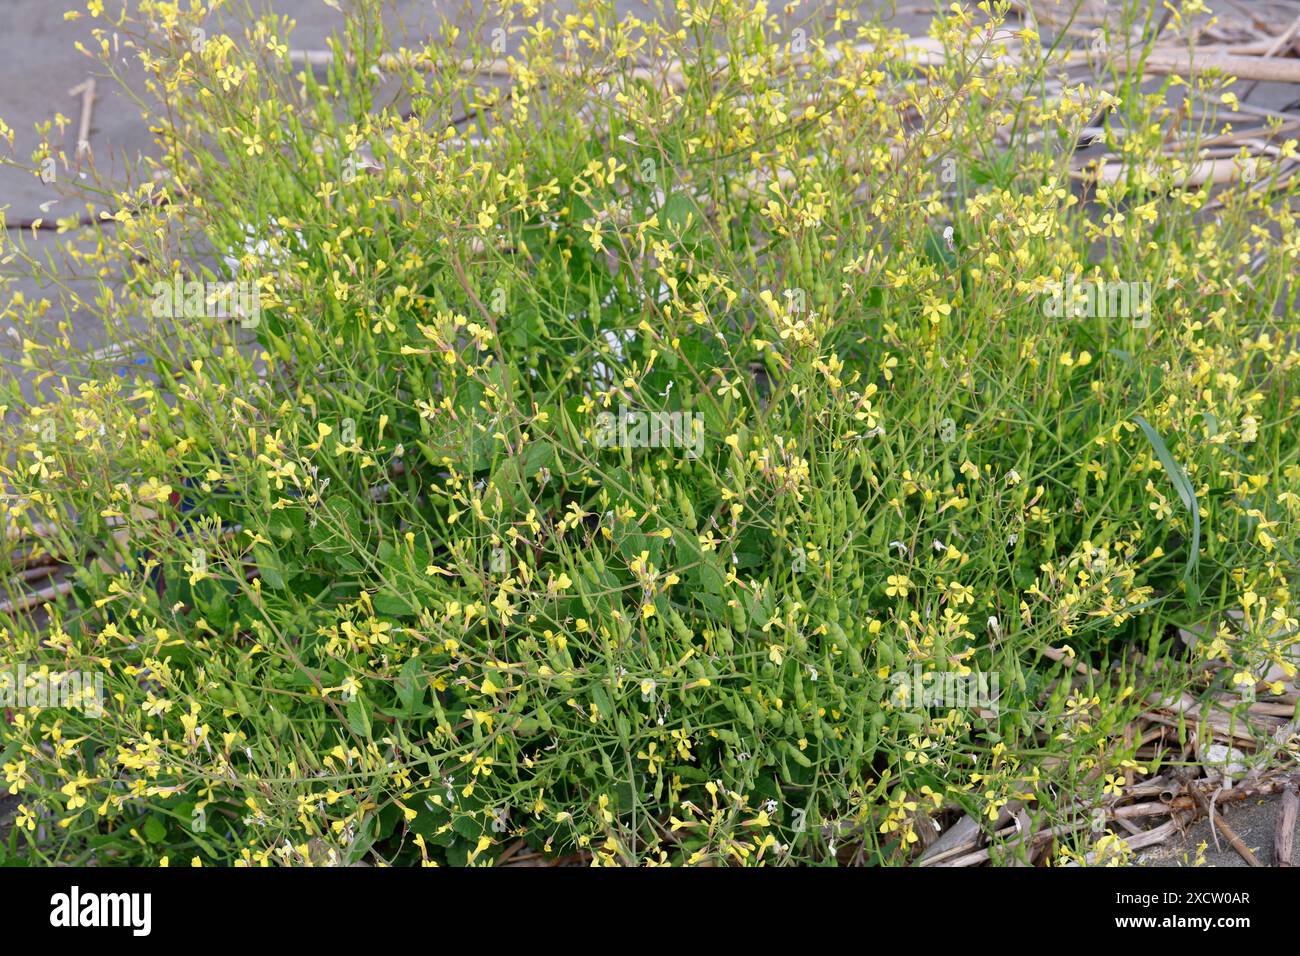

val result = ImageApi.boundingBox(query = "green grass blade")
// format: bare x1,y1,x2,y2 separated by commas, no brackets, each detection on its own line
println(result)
1134,414,1201,582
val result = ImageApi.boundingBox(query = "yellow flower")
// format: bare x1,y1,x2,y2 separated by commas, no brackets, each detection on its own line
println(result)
885,574,912,598
137,477,173,504
922,296,951,325
466,835,493,864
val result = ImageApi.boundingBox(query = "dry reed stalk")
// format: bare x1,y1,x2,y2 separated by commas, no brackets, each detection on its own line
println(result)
67,77,96,168
290,50,513,77
1235,700,1297,718
3,519,60,545
918,812,986,864
14,564,59,584
1198,119,1300,148
937,818,1091,867
1239,12,1300,99
1120,776,1173,800
1075,155,1262,187
0,579,74,615
1188,785,1262,866
1276,785,1297,867
1111,801,1179,821
1140,48,1300,84
1146,706,1283,746
7,547,58,571
917,801,1023,866
1045,647,1285,749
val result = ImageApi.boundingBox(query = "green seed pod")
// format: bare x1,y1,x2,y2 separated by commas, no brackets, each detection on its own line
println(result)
676,486,697,529
785,741,813,768
730,600,747,633
668,608,692,643
876,641,896,668
863,714,882,756
513,716,540,736
826,599,842,625
898,712,924,734
736,697,755,731
535,706,553,732
792,670,808,709
779,753,796,786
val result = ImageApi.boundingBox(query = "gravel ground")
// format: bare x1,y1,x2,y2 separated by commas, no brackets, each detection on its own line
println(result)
0,792,16,852
1139,791,1300,867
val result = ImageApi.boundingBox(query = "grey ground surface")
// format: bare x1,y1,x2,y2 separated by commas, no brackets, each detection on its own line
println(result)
1139,792,1300,867
0,0,432,403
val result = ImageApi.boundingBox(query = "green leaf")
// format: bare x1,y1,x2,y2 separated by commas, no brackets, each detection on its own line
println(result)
396,655,424,714
252,543,287,589
1134,415,1201,582
345,695,373,739
373,589,417,617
